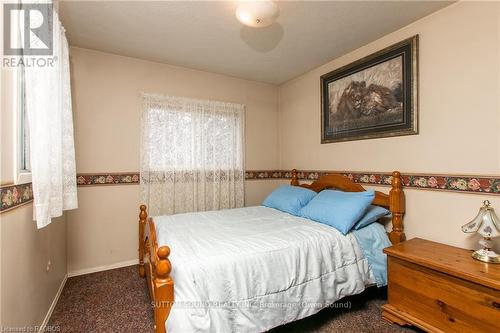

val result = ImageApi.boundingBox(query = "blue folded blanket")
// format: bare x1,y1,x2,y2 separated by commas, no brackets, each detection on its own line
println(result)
352,222,392,287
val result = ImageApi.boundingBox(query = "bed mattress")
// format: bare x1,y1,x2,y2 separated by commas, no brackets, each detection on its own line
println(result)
154,206,377,333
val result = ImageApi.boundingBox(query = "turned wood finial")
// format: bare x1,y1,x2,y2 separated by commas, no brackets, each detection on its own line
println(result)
157,245,170,259
291,169,299,186
392,171,402,187
139,204,147,222
156,246,172,279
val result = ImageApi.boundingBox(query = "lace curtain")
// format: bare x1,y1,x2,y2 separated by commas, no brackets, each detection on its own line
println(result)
141,93,245,216
24,9,77,228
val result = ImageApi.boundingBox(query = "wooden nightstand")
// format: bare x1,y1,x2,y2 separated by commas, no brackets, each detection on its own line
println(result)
382,238,500,333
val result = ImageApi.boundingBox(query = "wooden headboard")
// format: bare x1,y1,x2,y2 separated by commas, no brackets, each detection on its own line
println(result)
290,169,405,244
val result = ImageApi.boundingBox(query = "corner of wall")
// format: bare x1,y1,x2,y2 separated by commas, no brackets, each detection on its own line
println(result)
277,83,283,170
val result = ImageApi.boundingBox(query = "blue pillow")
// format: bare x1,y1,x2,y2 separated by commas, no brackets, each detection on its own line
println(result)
353,205,391,230
300,190,374,235
262,185,317,216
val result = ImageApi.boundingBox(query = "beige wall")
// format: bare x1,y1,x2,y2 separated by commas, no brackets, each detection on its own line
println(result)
279,1,500,251
67,48,280,273
1,68,14,185
1,209,66,329
0,67,67,328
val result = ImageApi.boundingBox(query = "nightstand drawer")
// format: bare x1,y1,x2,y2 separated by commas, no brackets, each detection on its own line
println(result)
387,257,500,333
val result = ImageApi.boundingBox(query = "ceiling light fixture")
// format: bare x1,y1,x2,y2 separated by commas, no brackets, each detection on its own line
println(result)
236,1,280,28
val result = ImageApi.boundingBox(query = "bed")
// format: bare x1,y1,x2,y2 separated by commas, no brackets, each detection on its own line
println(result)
138,169,406,333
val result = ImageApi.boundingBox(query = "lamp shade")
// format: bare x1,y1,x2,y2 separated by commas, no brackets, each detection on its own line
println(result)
236,1,280,28
462,200,500,263
462,200,500,238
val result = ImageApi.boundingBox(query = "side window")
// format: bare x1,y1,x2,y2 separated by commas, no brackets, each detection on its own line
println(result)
11,4,31,184
19,64,30,173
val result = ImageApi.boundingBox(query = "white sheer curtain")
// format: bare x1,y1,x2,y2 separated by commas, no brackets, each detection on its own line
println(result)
24,9,77,228
141,93,245,216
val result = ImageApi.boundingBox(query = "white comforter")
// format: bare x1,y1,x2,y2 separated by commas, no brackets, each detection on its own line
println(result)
154,206,376,333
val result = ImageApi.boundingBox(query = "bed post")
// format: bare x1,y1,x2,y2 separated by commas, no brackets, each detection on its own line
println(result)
154,246,174,333
139,204,175,333
139,205,147,277
291,169,299,186
389,171,406,244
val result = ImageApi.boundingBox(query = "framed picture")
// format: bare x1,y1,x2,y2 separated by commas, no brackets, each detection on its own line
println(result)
321,35,418,143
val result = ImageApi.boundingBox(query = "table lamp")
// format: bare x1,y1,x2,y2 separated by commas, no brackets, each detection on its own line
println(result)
462,200,500,263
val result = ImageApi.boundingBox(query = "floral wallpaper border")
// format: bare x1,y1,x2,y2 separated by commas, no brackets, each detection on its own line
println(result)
75,170,500,194
271,170,500,195
2,170,499,212
76,173,140,186
0,183,34,213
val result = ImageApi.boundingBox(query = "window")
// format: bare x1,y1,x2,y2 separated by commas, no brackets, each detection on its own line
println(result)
145,107,244,171
140,94,245,215
14,60,31,184
10,4,31,184
19,65,30,172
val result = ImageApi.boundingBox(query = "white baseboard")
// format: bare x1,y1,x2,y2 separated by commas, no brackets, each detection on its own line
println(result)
39,274,67,333
68,259,139,277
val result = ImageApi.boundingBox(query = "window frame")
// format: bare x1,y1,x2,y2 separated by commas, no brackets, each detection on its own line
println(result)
13,51,32,185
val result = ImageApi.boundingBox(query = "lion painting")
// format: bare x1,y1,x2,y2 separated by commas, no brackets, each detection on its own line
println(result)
334,81,402,122
321,36,418,142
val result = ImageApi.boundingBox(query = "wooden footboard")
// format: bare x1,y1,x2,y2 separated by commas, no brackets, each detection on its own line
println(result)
138,205,174,333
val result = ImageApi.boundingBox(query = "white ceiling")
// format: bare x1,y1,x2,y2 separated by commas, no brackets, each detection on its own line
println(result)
60,1,453,84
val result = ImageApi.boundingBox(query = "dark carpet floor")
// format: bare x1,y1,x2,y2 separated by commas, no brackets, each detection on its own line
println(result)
48,265,420,333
